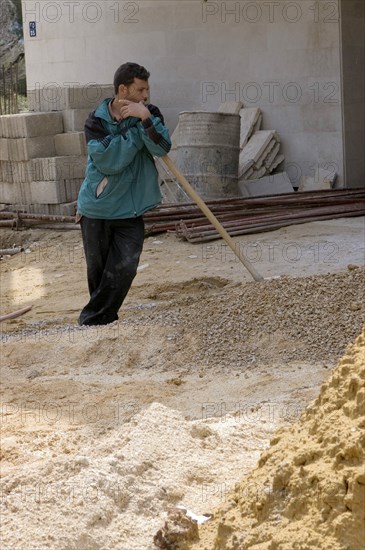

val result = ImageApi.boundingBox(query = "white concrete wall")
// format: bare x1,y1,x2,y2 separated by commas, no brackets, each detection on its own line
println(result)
22,0,344,186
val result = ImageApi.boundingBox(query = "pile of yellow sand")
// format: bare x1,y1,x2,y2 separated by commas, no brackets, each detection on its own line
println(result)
160,330,365,550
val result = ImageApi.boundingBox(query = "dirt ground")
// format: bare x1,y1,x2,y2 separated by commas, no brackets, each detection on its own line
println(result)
0,217,364,549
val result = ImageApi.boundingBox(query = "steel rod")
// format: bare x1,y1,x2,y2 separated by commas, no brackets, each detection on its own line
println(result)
179,209,365,242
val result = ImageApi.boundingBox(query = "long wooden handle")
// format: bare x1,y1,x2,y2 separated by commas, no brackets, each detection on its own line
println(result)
161,155,264,282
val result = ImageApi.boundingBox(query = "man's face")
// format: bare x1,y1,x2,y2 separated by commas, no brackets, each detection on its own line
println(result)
119,78,149,103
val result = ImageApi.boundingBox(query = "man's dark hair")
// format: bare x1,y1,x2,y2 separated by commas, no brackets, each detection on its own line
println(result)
114,62,150,94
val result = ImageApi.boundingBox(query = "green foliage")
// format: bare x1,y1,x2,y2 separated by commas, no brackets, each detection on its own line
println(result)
12,0,23,26
0,93,28,114
17,93,28,111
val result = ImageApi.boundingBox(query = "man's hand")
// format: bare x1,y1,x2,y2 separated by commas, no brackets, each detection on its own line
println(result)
118,100,151,121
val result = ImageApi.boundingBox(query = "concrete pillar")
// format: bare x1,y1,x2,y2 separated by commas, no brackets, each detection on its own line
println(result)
340,0,365,188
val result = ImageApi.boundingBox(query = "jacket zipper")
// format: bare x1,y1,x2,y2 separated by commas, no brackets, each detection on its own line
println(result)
131,183,137,217
119,119,137,216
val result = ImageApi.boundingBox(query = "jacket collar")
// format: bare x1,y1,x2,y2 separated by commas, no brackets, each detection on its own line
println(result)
95,98,140,127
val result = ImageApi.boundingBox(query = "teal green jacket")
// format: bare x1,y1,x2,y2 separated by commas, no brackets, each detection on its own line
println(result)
77,98,171,219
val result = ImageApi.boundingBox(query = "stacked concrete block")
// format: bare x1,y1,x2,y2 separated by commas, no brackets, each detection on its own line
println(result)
55,132,87,156
238,172,294,197
298,167,337,191
36,156,87,181
1,160,36,184
269,154,285,172
26,157,86,204
2,137,57,161
237,109,291,196
28,85,114,113
9,202,78,216
252,113,263,135
16,181,33,204
0,113,60,207
0,112,63,138
0,160,32,204
154,155,190,203
0,182,17,204
30,179,84,204
0,109,88,213
0,139,9,161
239,130,284,180
239,108,262,148
0,112,63,163
264,142,281,170
0,157,85,186
22,158,85,204
218,101,244,114
62,109,91,132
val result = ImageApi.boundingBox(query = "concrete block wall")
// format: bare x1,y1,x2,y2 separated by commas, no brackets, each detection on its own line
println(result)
0,112,63,138
7,202,79,216
55,133,87,156
30,178,85,204
0,111,87,214
27,85,114,113
62,109,91,132
37,156,87,180
0,136,56,161
0,182,16,204
0,156,86,183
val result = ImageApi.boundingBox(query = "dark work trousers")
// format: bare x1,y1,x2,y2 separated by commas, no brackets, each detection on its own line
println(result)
79,216,145,326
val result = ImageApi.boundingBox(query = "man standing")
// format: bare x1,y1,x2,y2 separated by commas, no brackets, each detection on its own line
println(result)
77,62,171,326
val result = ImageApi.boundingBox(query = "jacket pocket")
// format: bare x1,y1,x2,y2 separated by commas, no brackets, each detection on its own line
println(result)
96,176,108,198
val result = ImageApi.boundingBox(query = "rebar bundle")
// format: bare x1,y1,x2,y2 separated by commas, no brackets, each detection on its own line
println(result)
0,189,364,243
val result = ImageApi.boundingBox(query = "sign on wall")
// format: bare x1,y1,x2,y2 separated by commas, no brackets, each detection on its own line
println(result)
29,22,36,37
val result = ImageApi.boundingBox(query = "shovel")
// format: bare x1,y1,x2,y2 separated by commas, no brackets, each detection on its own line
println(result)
161,155,264,282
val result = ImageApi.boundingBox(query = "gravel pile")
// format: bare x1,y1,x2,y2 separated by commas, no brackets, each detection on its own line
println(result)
124,267,365,367
6,267,363,368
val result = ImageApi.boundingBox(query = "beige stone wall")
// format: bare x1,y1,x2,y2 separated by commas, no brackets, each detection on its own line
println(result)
22,1,345,186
